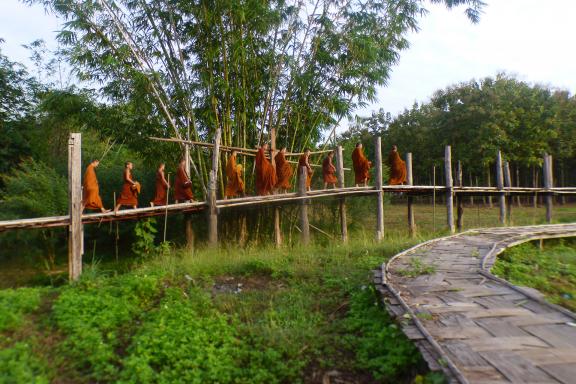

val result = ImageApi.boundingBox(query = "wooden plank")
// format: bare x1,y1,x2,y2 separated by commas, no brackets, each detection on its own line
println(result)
466,308,534,319
509,313,572,326
539,363,576,384
460,366,507,382
479,350,555,383
427,325,491,340
517,348,576,365
466,336,550,351
523,325,576,348
443,340,490,367
475,318,530,337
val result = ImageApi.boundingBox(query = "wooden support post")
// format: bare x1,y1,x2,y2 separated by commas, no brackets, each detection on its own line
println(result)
543,154,553,224
406,153,415,236
374,137,384,241
444,146,455,233
184,146,195,250
456,160,464,232
207,127,222,247
504,161,512,225
271,127,282,247
496,150,506,225
433,165,437,232
336,146,348,243
68,133,83,281
299,166,310,245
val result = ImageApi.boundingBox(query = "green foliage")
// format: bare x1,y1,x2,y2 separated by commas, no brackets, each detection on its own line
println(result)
132,219,159,258
0,341,50,384
51,273,161,381
398,257,437,277
0,288,44,332
341,286,422,380
492,240,576,311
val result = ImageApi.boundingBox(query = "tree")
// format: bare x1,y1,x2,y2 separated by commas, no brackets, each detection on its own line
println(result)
24,0,485,194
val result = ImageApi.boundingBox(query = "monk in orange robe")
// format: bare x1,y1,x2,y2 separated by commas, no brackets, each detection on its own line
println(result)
297,148,313,191
275,147,293,193
352,142,371,187
225,151,244,198
151,163,169,206
174,158,194,203
82,159,109,212
322,151,338,189
115,161,139,212
255,143,277,195
388,145,407,185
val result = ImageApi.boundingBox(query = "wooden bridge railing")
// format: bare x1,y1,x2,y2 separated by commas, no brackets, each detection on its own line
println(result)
1,133,576,280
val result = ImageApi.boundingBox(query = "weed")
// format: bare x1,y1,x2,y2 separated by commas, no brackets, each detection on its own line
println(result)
398,257,437,277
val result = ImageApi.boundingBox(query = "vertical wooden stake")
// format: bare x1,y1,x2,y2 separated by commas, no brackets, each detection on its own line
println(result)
504,161,512,225
456,160,464,232
299,166,310,245
68,133,83,281
433,165,437,232
444,146,455,233
496,150,506,225
374,137,384,241
487,167,493,208
184,146,195,250
543,154,553,223
406,153,415,236
270,126,282,247
208,126,222,247
336,146,348,243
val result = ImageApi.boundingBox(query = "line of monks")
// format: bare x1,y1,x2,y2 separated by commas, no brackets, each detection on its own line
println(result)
81,143,407,213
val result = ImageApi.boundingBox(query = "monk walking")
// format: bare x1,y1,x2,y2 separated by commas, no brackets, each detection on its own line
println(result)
151,163,169,206
352,142,371,187
275,147,293,193
387,145,407,185
322,151,338,189
297,148,313,191
175,158,194,203
115,161,139,212
225,151,245,198
82,159,109,213
255,143,277,195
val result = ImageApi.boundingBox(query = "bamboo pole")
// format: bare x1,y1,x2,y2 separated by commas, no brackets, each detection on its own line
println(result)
444,146,454,233
163,173,170,242
433,165,437,232
68,133,83,281
544,154,553,224
271,127,282,247
406,153,415,236
298,166,310,245
336,146,348,243
496,150,506,225
456,160,464,232
207,127,222,247
504,161,512,225
375,137,384,241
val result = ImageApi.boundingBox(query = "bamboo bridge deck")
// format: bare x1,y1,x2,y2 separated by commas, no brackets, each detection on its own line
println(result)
376,223,576,384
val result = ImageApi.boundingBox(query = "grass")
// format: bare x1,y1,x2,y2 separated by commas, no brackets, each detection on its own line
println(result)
0,238,449,384
492,238,576,311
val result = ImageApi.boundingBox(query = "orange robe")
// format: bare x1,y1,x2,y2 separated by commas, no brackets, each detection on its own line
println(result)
225,155,244,197
175,165,194,201
151,170,169,206
352,147,371,184
275,152,293,190
82,164,104,210
322,157,338,184
388,150,407,185
297,155,313,188
255,148,277,195
116,169,138,206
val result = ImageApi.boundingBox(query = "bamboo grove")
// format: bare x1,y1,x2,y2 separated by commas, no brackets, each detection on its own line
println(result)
24,0,485,196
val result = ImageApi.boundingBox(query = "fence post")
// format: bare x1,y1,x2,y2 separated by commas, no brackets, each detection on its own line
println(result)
299,166,310,245
543,154,553,223
504,161,512,225
456,160,464,232
68,133,83,281
375,137,384,241
207,127,222,247
336,146,348,243
406,153,415,236
444,146,455,233
496,150,506,225
271,127,282,247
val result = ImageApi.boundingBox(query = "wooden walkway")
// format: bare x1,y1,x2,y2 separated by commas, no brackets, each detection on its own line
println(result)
376,224,576,384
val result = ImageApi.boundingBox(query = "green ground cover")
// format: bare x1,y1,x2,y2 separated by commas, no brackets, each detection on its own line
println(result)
0,239,446,384
492,238,576,311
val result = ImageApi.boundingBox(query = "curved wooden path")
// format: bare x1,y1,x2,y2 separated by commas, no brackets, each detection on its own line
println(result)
375,224,576,384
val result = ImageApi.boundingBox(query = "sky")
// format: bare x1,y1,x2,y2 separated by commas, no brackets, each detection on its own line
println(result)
1,0,576,118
